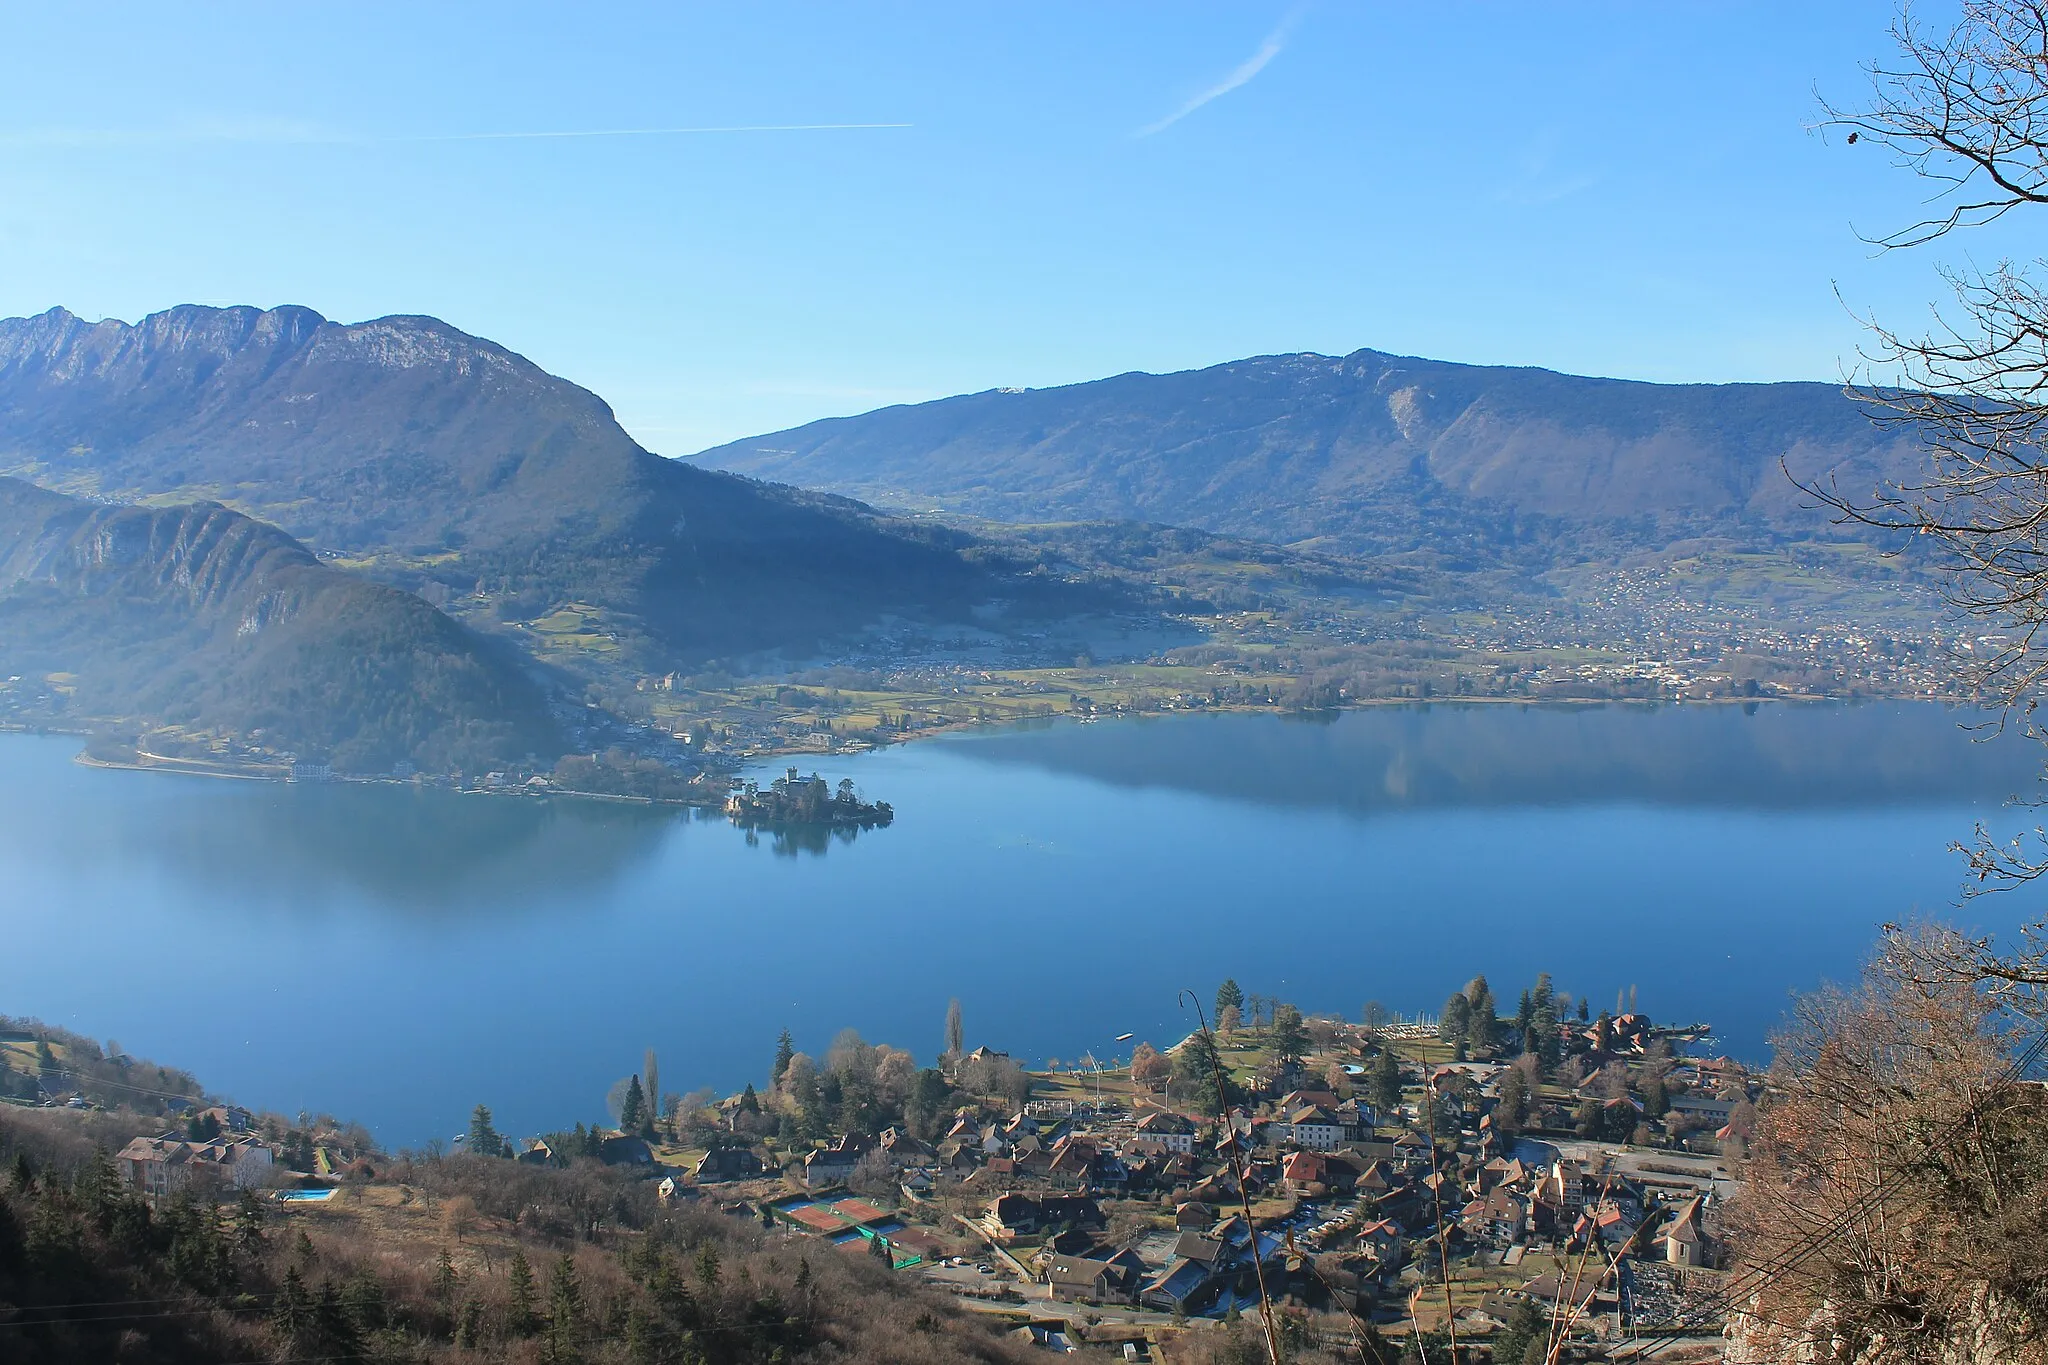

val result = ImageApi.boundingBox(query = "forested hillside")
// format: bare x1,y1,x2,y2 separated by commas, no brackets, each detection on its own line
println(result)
693,348,1930,569
0,478,560,774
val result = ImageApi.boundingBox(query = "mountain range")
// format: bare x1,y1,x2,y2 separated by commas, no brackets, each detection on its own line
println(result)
691,348,1930,566
0,306,1035,663
0,477,557,771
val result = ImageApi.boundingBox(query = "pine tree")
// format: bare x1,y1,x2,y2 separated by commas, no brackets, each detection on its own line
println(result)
1271,1003,1309,1063
1215,978,1245,1022
1370,1048,1402,1120
1439,992,1471,1045
619,1075,646,1133
739,1083,760,1114
773,1030,795,1085
507,1249,538,1336
271,1265,314,1354
1495,1064,1529,1136
547,1252,584,1363
1465,977,1498,1052
433,1247,458,1303
467,1104,506,1158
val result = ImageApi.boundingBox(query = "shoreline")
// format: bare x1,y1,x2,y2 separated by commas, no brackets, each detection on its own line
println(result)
27,688,1981,803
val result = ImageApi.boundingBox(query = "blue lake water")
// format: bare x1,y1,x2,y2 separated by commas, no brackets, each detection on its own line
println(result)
2,700,2043,1147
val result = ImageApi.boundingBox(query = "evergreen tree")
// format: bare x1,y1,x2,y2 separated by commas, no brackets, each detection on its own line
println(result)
739,1083,760,1113
772,1029,795,1085
467,1104,506,1158
1439,992,1471,1045
1465,977,1498,1052
547,1252,584,1363
1516,988,1536,1039
694,1242,720,1294
1495,1064,1530,1136
619,1075,646,1133
1369,1048,1402,1119
1215,979,1245,1023
433,1247,458,1303
1270,1003,1309,1063
1172,1031,1229,1115
1578,996,1591,1022
271,1265,315,1355
507,1249,538,1336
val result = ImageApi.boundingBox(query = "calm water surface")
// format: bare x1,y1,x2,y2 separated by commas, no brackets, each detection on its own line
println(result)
1,701,2041,1146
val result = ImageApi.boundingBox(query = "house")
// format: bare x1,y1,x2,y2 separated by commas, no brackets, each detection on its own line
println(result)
802,1146,860,1189
697,1146,764,1183
1279,1105,1345,1152
1459,1190,1528,1247
1283,1150,1331,1196
1135,1111,1197,1155
1174,1200,1215,1229
599,1135,656,1168
876,1127,935,1167
1668,1092,1737,1125
515,1138,556,1166
988,1192,1104,1239
116,1136,275,1196
1047,1250,1145,1304
1355,1218,1405,1264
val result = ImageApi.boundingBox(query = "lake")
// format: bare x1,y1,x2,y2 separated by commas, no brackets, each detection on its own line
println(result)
1,700,2041,1147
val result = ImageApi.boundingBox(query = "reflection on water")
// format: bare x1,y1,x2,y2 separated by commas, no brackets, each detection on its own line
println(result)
0,703,2038,1147
923,702,2041,812
0,751,687,915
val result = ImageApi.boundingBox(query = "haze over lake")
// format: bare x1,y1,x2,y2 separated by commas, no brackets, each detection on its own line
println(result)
1,701,2037,1146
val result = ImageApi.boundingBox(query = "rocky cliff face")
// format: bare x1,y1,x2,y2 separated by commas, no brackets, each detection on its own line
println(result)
1726,1287,2044,1365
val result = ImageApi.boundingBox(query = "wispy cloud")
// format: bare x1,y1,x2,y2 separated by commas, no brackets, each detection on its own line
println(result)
0,121,910,149
1137,7,1303,138
400,123,911,143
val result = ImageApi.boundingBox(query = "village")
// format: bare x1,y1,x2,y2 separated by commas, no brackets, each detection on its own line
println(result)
27,974,1750,1361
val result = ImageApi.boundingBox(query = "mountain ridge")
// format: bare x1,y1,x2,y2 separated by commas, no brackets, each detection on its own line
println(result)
689,346,1930,564
0,476,562,773
0,304,1055,665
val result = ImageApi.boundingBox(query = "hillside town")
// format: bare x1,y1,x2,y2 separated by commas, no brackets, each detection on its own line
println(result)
13,975,1751,1359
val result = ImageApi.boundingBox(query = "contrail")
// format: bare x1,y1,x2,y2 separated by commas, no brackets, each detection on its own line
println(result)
401,123,913,142
1138,8,1303,138
0,122,910,149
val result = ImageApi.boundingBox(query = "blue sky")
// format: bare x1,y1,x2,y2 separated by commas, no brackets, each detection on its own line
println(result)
0,2,1999,451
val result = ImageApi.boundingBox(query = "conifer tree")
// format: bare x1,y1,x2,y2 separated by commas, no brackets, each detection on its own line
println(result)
773,1030,795,1085
619,1075,646,1133
1465,977,1498,1052
1215,978,1245,1022
547,1252,584,1363
507,1249,538,1336
1370,1047,1403,1120
467,1104,506,1158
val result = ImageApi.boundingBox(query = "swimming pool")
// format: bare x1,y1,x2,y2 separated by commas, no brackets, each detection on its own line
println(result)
274,1187,338,1202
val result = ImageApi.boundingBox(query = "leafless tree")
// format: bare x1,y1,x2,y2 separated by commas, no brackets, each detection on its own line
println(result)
1809,1,2048,887
1728,926,2048,1364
